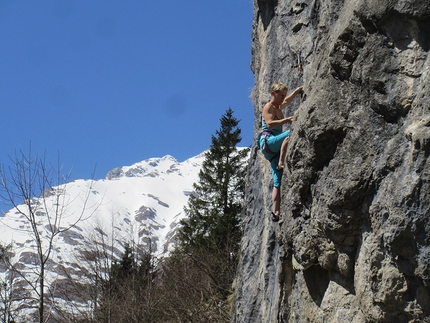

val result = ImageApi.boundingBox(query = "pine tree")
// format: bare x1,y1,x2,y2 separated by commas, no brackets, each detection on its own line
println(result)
155,109,249,322
111,243,135,279
179,107,249,259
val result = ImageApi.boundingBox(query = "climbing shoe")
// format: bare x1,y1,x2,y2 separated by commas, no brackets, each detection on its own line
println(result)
271,212,280,222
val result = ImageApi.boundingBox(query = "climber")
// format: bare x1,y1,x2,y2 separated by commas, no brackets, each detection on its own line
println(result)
258,82,303,222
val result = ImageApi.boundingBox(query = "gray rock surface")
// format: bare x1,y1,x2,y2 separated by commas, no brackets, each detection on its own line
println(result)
233,0,430,322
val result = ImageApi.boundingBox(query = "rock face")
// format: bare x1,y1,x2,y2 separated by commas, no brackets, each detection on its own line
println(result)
233,0,430,322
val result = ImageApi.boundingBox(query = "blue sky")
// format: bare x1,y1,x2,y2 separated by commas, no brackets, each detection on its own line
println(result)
0,1,254,184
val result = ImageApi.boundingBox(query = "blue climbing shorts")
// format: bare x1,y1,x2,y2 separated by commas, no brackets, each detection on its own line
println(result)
259,130,290,188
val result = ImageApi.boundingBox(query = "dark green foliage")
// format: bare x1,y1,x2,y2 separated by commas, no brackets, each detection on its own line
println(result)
155,108,248,322
179,108,249,254
176,108,249,308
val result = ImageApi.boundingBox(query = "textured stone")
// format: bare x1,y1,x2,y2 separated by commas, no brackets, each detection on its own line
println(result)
232,0,430,322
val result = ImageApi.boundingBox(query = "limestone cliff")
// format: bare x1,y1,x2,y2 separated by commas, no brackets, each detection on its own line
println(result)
233,0,430,322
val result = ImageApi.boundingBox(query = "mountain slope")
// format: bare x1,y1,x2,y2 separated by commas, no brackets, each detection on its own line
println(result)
1,152,205,259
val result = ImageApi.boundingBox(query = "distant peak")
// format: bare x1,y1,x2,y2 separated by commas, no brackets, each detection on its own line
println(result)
105,154,183,179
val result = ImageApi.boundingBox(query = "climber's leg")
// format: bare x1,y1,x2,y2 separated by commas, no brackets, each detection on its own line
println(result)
270,155,282,221
272,186,281,219
278,137,289,170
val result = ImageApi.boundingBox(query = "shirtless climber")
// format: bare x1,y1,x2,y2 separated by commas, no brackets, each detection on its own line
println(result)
258,82,303,222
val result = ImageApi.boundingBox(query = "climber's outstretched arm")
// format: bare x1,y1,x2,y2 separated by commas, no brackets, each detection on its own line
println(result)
280,86,303,109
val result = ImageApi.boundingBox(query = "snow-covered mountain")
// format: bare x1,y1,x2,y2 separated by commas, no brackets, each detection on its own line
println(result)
1,152,205,258
0,148,250,320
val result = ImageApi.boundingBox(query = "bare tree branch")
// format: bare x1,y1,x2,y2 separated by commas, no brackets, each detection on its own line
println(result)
0,147,98,322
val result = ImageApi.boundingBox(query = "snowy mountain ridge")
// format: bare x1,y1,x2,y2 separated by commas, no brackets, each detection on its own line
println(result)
1,151,206,256
0,152,205,301
106,153,204,180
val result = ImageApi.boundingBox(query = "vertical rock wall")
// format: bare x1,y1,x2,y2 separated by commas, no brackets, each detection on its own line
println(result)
233,0,430,322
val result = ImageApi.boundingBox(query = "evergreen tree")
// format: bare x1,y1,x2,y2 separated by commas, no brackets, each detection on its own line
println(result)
111,243,135,280
179,107,249,264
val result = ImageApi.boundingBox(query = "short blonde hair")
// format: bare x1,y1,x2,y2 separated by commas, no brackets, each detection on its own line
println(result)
271,82,288,93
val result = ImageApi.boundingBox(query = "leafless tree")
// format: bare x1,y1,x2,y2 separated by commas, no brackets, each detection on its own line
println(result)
0,147,97,323
0,244,26,323
156,246,233,323
52,213,163,322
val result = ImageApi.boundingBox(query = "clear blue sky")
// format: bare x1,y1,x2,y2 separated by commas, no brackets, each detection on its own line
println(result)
0,1,254,182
